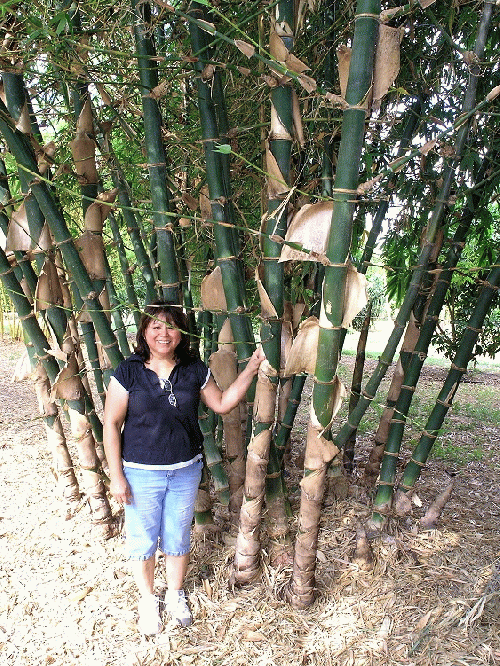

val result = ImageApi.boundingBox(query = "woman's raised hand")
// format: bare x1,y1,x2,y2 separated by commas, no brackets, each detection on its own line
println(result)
247,346,266,375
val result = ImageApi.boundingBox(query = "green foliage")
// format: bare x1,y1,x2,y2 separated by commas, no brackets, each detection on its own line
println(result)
432,209,500,362
433,271,500,362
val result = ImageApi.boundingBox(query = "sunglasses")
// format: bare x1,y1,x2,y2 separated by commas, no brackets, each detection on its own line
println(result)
160,378,177,407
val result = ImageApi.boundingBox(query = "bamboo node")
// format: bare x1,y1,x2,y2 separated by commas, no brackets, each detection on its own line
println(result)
465,326,482,334
450,363,467,372
408,458,426,467
401,384,416,392
101,341,118,350
332,187,358,195
436,398,453,408
355,12,381,20
361,390,374,401
314,377,338,385
266,471,281,479
54,237,74,247
146,162,167,168
155,281,180,288
422,429,438,439
383,450,399,458
377,481,395,487
19,312,36,321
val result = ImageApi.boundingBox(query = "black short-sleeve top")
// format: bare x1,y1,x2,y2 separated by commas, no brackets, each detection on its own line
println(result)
111,354,210,467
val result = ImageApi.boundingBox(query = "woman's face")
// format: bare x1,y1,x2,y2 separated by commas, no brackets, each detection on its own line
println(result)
143,314,182,359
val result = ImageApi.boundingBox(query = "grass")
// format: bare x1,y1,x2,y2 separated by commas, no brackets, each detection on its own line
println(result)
333,346,500,469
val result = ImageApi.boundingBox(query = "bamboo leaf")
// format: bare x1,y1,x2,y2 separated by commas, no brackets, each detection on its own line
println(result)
486,85,500,101
214,143,231,154
325,92,349,109
269,31,289,61
50,353,83,401
292,89,305,147
297,74,317,93
209,349,237,390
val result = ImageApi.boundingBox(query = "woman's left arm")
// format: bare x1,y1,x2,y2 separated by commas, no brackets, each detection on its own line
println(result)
201,347,265,415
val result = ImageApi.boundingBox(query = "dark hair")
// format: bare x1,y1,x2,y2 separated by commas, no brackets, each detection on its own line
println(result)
134,301,196,364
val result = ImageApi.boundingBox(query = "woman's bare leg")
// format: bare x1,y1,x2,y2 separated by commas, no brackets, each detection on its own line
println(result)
164,553,189,590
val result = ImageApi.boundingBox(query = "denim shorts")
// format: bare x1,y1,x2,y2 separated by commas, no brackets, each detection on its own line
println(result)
123,459,203,560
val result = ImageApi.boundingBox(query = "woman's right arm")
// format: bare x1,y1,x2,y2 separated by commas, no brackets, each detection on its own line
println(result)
103,379,132,505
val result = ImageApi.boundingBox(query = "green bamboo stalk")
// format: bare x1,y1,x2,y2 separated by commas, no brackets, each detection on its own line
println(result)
187,3,258,536
187,4,255,365
198,403,230,502
130,0,180,303
288,0,380,609
343,301,372,474
107,211,141,329
102,252,131,357
320,0,337,198
232,0,295,583
369,0,495,521
365,152,498,490
0,103,123,367
371,156,498,519
97,129,157,303
0,243,113,530
399,254,500,492
0,72,111,418
334,37,493,450
358,95,425,273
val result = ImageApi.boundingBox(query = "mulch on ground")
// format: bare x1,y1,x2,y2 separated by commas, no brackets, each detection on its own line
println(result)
0,337,499,666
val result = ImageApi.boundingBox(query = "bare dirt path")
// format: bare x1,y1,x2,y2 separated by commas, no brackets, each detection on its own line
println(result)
0,338,499,666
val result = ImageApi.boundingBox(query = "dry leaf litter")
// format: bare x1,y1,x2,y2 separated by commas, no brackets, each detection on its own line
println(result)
0,338,499,666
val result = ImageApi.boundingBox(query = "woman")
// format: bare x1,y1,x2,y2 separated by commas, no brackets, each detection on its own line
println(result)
103,302,264,634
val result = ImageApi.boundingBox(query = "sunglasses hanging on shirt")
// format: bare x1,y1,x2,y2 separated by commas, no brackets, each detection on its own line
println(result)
159,378,177,407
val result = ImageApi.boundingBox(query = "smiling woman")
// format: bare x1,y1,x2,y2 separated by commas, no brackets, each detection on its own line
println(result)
103,301,265,634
